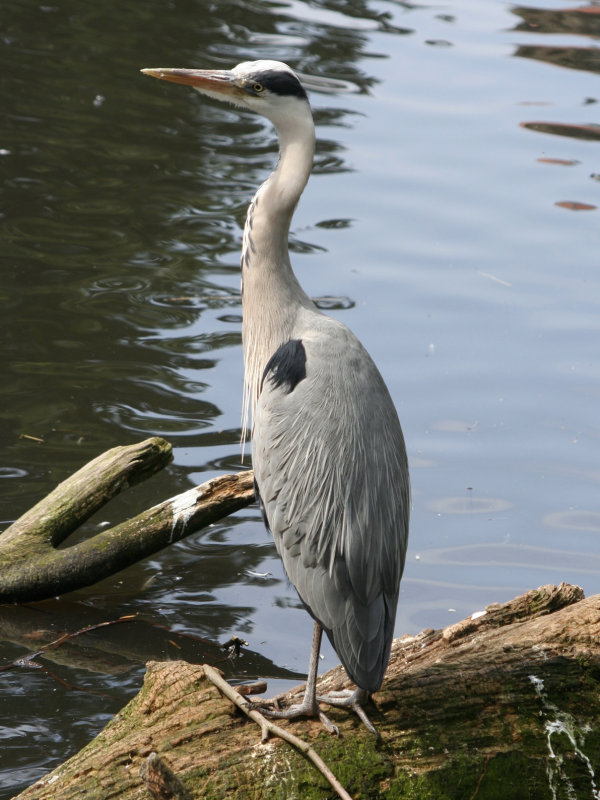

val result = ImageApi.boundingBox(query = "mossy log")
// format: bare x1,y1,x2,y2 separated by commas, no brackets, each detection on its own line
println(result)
0,437,255,603
14,583,600,800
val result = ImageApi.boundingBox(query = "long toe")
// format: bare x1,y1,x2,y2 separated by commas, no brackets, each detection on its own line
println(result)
256,697,318,720
316,687,380,738
254,697,339,735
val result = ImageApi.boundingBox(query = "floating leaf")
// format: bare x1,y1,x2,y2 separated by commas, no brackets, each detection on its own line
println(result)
555,201,596,210
537,157,580,166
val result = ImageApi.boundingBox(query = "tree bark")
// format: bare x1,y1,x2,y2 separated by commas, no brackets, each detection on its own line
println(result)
0,438,255,603
13,583,600,800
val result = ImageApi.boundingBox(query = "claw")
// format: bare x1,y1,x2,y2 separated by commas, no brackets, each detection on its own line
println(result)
317,687,380,738
319,711,340,736
254,623,380,737
254,697,341,736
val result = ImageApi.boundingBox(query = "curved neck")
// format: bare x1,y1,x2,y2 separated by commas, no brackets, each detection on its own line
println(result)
269,111,316,217
243,110,315,267
241,103,316,440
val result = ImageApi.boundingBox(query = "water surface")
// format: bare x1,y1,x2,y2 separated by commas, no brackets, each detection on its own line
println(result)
1,0,599,794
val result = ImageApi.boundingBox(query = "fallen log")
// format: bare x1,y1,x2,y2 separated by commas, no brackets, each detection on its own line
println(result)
14,583,600,799
0,437,255,603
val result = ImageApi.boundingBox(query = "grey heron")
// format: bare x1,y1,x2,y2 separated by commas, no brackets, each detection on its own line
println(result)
141,60,410,735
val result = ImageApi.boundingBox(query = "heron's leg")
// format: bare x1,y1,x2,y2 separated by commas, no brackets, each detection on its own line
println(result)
255,622,339,735
317,687,380,738
303,620,323,709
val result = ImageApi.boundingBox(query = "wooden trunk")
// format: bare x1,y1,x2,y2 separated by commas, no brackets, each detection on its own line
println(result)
14,583,600,800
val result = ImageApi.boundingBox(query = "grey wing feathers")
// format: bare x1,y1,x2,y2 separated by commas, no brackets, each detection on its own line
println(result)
253,316,410,693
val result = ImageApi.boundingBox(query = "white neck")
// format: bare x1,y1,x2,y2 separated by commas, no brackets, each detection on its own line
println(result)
240,102,317,441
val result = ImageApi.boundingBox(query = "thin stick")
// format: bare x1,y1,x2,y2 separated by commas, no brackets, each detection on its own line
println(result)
203,664,353,800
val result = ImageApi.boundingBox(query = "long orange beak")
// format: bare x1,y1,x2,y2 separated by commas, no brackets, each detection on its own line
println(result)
141,67,242,99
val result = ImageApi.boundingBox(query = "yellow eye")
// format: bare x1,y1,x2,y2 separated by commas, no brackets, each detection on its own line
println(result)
253,82,264,93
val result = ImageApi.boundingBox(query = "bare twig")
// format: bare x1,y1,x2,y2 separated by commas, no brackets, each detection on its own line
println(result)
203,664,353,800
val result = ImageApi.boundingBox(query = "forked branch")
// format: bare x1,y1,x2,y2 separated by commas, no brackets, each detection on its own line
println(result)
203,664,353,800
0,437,255,603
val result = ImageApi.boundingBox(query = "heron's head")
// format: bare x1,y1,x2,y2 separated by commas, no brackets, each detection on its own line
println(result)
141,59,309,126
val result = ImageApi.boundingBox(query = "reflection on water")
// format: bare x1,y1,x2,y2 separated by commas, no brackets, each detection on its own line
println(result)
2,0,600,795
521,121,600,141
512,2,600,212
516,44,600,75
512,4,600,40
429,496,512,515
544,509,600,532
0,601,300,682
420,541,600,575
512,3,600,79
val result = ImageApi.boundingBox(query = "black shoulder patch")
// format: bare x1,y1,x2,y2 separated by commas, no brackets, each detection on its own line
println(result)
252,69,308,100
261,339,307,394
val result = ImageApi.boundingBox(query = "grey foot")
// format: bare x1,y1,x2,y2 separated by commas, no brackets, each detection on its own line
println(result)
317,687,379,738
255,696,340,736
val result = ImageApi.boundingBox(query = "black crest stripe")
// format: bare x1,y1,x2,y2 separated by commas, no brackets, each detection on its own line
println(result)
251,70,307,100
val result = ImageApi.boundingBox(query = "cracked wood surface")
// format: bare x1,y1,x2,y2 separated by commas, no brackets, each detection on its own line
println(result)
14,583,600,800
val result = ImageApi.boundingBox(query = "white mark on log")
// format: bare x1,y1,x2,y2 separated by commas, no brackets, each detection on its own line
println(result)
471,610,486,620
529,674,599,800
531,643,550,661
252,741,294,791
529,674,545,694
169,488,201,543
